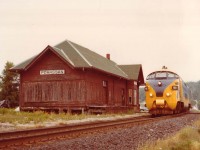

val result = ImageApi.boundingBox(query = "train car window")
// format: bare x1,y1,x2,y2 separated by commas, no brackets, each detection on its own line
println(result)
155,72,167,79
185,93,188,99
146,73,155,80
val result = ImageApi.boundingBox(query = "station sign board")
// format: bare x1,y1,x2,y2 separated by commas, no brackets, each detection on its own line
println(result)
40,70,65,75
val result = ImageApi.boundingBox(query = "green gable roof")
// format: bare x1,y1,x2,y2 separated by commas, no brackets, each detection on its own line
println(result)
119,64,144,84
11,40,143,82
54,40,128,79
11,55,36,70
118,64,141,80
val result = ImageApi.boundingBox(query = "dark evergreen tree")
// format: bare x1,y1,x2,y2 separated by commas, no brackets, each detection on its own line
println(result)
0,61,19,107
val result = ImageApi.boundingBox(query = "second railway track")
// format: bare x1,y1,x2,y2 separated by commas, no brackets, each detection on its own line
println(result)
0,112,193,149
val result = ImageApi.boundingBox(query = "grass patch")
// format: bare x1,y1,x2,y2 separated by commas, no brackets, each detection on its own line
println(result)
0,108,134,125
139,119,200,150
0,108,51,124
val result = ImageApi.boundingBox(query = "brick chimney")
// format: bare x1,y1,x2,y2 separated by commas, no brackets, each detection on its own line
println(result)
106,54,110,60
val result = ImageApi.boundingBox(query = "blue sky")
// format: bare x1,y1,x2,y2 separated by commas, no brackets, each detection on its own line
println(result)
1,0,200,81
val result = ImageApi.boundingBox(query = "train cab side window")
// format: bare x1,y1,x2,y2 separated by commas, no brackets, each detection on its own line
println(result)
185,93,188,99
167,72,179,79
146,73,155,80
167,72,175,78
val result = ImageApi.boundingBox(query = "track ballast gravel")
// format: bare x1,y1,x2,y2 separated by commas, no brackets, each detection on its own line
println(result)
23,114,200,150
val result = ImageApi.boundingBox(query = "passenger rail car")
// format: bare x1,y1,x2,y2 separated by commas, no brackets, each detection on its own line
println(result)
145,67,191,115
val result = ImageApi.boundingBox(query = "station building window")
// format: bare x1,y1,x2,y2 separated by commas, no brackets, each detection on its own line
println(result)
128,89,133,104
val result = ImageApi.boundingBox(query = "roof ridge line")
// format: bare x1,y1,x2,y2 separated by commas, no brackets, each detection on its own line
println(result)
53,46,75,67
119,64,141,66
67,40,92,67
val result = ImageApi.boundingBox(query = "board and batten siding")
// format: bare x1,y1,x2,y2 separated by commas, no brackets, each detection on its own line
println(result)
85,81,107,105
22,80,86,103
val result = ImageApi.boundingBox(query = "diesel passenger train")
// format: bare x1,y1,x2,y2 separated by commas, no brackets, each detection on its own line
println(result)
145,66,191,115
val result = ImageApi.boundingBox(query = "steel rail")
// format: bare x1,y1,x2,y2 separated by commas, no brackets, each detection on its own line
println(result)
0,113,187,148
0,115,151,139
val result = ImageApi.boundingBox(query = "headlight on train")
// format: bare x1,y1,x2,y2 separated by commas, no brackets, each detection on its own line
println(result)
144,86,148,91
172,86,178,90
149,93,153,97
158,81,162,86
166,93,170,97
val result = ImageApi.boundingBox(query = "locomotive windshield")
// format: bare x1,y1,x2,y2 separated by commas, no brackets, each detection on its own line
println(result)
146,71,179,80
156,72,167,79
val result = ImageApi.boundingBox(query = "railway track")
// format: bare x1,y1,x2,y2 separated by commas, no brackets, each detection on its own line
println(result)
0,113,191,149
188,112,200,115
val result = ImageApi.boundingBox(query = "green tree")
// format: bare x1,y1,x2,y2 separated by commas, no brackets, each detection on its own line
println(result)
0,61,19,107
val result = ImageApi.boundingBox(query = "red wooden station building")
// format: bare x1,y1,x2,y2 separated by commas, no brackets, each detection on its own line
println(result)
11,40,144,113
